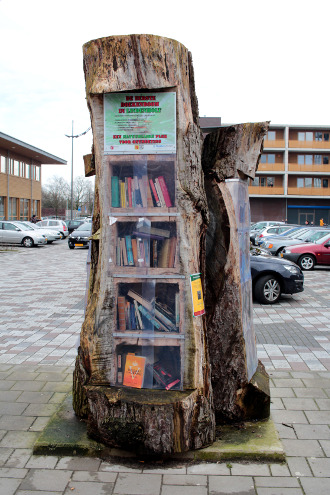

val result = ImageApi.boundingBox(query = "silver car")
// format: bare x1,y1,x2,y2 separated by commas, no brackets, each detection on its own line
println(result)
37,219,69,238
0,221,47,247
18,221,62,243
262,228,330,256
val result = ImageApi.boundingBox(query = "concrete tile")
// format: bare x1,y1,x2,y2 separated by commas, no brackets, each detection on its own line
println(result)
305,410,330,424
275,422,297,439
19,469,73,492
230,463,270,476
209,475,255,494
282,439,324,457
294,388,327,398
113,473,161,494
0,431,38,449
100,462,142,473
255,476,300,487
319,439,330,456
143,466,187,474
72,471,117,482
293,424,330,440
0,381,16,390
11,381,45,391
163,474,207,485
187,463,230,475
162,487,207,495
0,467,28,478
270,464,292,476
0,448,14,466
314,398,330,410
22,403,58,416
0,416,35,431
270,387,295,398
28,417,51,432
64,481,114,495
16,491,62,495
287,457,313,477
300,477,330,495
16,392,53,404
272,379,305,388
0,390,22,401
56,457,100,471
5,449,31,468
308,457,330,476
282,398,318,410
271,410,308,424
25,456,58,469
0,478,21,495
256,488,303,494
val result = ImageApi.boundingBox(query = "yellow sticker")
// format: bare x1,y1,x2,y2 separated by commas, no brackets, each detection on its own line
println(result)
190,273,205,317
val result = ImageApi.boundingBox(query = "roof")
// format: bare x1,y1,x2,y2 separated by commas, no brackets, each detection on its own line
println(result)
0,132,67,165
199,117,222,129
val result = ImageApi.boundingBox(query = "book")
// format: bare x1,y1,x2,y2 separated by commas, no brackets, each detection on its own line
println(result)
127,177,133,208
117,353,123,383
116,237,121,266
130,303,136,329
120,181,126,208
117,296,126,331
158,238,170,268
127,290,153,312
138,305,162,330
133,300,143,329
149,179,161,207
158,176,172,207
152,239,158,267
168,237,177,268
147,361,180,390
111,176,120,207
131,238,138,266
175,292,180,328
155,178,165,207
121,237,128,266
145,177,154,207
138,178,147,207
125,236,134,266
123,354,146,388
136,221,170,238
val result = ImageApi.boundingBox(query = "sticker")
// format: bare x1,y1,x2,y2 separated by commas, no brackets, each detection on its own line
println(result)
190,273,205,317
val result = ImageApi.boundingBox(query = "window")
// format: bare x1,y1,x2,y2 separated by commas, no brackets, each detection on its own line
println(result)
305,155,313,165
324,133,329,142
267,177,274,187
3,222,18,231
298,155,305,165
20,199,29,220
298,132,314,141
0,197,4,219
314,178,321,188
298,132,305,141
33,200,38,216
314,155,322,165
305,178,312,188
323,156,329,164
267,154,275,164
260,155,266,164
8,198,18,220
13,160,20,176
260,177,266,187
323,179,329,188
306,132,313,141
315,132,323,142
297,178,304,188
267,131,276,140
36,167,40,181
0,156,6,173
26,164,30,179
251,177,259,186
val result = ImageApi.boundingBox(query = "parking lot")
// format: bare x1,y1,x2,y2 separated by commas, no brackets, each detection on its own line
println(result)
0,240,330,494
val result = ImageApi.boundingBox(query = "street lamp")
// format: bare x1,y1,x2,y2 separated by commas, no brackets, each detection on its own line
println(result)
65,122,91,220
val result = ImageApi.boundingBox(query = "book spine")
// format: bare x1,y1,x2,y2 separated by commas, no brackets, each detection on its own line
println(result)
145,177,154,207
131,238,138,266
175,292,180,328
127,177,133,208
143,239,150,267
138,305,162,330
127,290,153,312
116,237,121,266
133,300,143,329
111,176,120,207
138,178,147,208
155,178,165,207
149,179,161,207
152,239,158,268
120,181,126,208
130,303,136,329
117,296,126,331
158,176,172,207
125,235,134,266
121,237,128,266
117,353,123,384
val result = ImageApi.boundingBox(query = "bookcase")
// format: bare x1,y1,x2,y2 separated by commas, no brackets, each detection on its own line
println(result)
108,153,184,391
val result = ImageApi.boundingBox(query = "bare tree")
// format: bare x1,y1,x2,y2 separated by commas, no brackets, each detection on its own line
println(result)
42,176,70,217
72,176,94,214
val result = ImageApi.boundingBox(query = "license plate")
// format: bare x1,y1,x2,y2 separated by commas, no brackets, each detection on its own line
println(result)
75,243,84,247
280,253,283,257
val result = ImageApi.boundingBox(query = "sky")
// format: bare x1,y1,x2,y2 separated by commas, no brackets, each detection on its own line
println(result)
1,0,330,184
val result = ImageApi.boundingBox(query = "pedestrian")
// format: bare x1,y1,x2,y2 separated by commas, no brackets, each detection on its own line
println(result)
30,214,37,224
305,220,309,225
320,218,325,226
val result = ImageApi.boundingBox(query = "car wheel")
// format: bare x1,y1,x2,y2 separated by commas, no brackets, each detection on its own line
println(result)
254,275,281,304
68,242,75,249
298,254,315,271
60,232,66,239
22,237,34,248
275,248,285,256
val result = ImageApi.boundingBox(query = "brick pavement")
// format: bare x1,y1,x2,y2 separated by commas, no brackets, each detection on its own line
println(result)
0,241,329,494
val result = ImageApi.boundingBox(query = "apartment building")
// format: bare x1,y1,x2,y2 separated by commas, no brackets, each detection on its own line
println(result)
249,125,330,225
0,132,66,221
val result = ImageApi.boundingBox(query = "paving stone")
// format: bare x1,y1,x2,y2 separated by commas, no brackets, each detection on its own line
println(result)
0,478,21,495
19,468,72,492
0,448,14,466
270,464,292,476
25,456,58,469
0,380,16,390
282,398,318,410
0,431,38,449
5,449,31,468
272,379,305,388
302,378,330,388
230,463,270,476
300,477,330,495
11,381,46,391
56,456,101,471
64,481,114,495
22,403,58,416
100,462,142,473
0,390,22,401
7,372,40,381
143,466,187,474
282,439,324,457
255,476,300,487
16,391,53,404
286,456,313,477
271,410,308,424
275,423,297,439
28,417,52,432
256,488,303,494
162,486,207,495
270,387,295,398
41,382,72,393
72,471,117,482
307,457,330,476
16,491,62,495
113,473,161,494
36,373,71,382
163,474,207,485
314,398,330,410
304,410,330,424
0,466,28,478
187,463,230,475
208,475,255,494
0,415,35,431
294,388,327,398
293,424,330,440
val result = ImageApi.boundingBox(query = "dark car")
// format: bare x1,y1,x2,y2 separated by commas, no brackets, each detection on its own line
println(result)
68,223,92,249
250,253,304,304
66,219,86,234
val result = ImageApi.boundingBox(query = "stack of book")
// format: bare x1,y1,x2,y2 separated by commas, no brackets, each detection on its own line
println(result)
116,224,176,268
117,290,180,332
111,174,172,208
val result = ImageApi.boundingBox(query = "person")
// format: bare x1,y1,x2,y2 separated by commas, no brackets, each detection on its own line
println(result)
305,220,309,225
30,214,37,224
320,218,325,226
310,221,314,226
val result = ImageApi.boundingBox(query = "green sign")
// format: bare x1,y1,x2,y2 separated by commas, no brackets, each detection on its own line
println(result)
104,92,176,154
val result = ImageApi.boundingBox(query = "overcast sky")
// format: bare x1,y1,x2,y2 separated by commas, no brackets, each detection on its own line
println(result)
1,0,329,184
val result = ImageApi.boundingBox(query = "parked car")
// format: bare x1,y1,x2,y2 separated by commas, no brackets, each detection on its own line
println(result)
250,221,285,245
261,228,330,256
280,232,330,270
17,221,62,243
37,219,69,238
68,223,92,249
250,253,304,304
255,224,299,245
0,221,47,247
66,219,86,234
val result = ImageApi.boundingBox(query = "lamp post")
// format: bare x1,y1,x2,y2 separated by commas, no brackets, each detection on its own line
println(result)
65,123,91,220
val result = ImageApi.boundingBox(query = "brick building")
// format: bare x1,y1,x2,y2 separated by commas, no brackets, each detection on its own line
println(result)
0,132,66,220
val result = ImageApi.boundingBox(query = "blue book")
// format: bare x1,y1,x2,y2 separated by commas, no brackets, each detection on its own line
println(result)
138,305,162,330
130,303,136,329
125,236,134,266
111,176,120,207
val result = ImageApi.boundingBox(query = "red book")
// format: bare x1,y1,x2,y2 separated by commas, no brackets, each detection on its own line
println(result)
158,176,172,207
117,296,126,331
149,179,160,207
127,177,133,208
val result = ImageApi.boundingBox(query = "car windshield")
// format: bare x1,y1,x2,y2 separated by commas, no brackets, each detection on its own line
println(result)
286,228,308,239
310,231,330,243
76,223,91,231
296,229,317,241
17,222,33,231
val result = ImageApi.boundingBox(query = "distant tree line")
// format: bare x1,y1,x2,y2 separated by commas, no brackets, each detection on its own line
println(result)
42,175,94,218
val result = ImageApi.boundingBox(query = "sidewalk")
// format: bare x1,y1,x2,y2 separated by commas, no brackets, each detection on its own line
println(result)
0,242,329,494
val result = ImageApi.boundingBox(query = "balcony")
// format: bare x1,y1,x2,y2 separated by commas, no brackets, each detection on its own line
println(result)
289,140,330,150
258,163,285,172
288,187,330,196
288,164,330,173
249,186,284,195
263,139,285,149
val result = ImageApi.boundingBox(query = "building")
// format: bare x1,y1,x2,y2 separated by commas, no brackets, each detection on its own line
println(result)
249,124,330,225
0,132,66,221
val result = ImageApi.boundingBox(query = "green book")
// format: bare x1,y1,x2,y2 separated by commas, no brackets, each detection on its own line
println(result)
111,176,120,207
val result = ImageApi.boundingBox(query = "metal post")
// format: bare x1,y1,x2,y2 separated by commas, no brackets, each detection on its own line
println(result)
71,120,74,220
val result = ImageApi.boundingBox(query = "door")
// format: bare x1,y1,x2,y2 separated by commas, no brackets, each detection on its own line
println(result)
319,236,330,265
2,222,22,244
299,212,315,225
